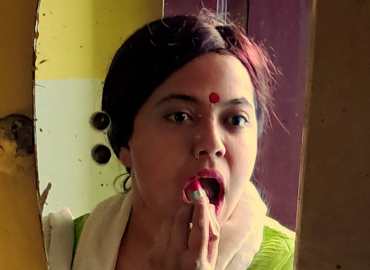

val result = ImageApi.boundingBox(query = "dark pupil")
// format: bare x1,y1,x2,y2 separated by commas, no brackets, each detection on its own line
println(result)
231,116,243,125
175,112,186,122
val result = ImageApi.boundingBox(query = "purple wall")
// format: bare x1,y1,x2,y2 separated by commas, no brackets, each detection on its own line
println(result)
248,1,312,230
164,0,312,230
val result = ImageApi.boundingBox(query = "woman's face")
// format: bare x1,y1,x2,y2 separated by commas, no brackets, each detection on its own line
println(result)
119,53,258,225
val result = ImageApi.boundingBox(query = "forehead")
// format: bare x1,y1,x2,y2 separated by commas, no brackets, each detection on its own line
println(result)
150,53,255,106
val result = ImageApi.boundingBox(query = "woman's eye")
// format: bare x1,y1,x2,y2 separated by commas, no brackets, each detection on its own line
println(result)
228,115,248,126
168,112,190,123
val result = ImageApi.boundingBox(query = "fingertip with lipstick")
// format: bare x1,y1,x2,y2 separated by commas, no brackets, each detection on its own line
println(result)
184,178,220,239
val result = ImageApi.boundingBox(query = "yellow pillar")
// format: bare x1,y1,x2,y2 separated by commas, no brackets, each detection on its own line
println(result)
0,0,48,269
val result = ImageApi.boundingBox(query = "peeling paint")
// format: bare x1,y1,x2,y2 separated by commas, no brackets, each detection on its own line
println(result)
0,114,34,155
0,115,35,175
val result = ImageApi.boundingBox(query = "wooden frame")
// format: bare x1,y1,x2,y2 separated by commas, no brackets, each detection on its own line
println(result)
0,0,48,269
1,0,369,269
295,0,370,269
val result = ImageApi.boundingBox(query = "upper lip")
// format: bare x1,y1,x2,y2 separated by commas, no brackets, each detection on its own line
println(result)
192,169,224,184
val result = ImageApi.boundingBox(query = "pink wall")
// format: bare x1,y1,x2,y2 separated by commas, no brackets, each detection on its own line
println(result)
164,0,312,230
248,0,312,231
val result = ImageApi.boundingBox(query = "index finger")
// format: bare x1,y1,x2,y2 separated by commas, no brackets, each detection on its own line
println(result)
187,195,209,262
171,204,193,252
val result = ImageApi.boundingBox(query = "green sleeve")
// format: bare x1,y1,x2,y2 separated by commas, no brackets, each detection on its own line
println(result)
247,217,296,270
72,213,90,259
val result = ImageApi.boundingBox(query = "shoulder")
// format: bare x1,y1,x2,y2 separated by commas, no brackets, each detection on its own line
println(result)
42,207,75,270
247,217,296,270
73,192,127,232
73,192,129,254
90,192,129,215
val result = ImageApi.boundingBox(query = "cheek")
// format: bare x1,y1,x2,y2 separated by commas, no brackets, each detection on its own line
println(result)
229,134,258,168
129,130,188,190
227,135,258,193
131,140,165,178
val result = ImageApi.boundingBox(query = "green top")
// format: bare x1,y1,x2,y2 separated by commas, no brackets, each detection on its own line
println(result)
247,218,295,269
73,215,295,269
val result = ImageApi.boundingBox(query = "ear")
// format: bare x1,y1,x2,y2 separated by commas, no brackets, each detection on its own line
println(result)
118,147,132,168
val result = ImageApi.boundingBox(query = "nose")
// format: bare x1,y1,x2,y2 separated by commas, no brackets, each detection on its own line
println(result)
193,118,226,159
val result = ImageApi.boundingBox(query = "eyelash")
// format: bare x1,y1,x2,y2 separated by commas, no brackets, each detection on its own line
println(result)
225,115,249,127
167,112,192,123
167,111,249,128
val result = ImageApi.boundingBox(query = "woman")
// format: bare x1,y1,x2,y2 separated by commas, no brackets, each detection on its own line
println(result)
44,11,295,270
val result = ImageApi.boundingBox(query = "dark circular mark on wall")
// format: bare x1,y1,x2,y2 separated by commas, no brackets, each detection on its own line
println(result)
92,145,111,164
91,112,110,130
336,265,341,269
0,114,35,155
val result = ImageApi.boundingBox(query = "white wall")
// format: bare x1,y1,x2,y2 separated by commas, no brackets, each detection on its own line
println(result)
35,79,123,217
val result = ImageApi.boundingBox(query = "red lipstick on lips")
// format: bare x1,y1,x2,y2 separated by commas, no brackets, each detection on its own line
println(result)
185,178,207,201
194,170,224,216
183,171,225,216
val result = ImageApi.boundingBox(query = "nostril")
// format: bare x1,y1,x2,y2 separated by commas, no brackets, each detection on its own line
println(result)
199,150,207,156
197,149,224,157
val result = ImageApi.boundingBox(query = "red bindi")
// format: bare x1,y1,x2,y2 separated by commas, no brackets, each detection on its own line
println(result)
209,92,220,103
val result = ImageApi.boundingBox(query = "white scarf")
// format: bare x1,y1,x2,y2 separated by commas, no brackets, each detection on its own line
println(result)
72,181,267,270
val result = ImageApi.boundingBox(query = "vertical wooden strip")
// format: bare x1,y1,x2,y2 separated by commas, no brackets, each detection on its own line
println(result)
0,0,48,269
295,0,370,269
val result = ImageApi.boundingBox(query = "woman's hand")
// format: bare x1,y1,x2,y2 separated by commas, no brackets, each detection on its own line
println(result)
149,196,220,270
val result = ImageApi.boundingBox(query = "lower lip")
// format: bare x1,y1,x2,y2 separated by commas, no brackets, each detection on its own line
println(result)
214,200,223,216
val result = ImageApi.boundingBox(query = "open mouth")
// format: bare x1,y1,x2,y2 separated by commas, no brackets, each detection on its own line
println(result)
198,177,221,205
183,177,224,215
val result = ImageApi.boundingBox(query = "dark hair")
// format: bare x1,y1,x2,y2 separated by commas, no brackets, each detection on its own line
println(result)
102,11,277,159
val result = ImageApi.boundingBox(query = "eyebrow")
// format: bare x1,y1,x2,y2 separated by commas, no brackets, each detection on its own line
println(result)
156,94,254,108
156,94,198,106
224,97,254,109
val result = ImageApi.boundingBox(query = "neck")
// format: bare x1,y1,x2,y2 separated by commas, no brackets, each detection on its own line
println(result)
121,192,161,252
115,193,162,270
